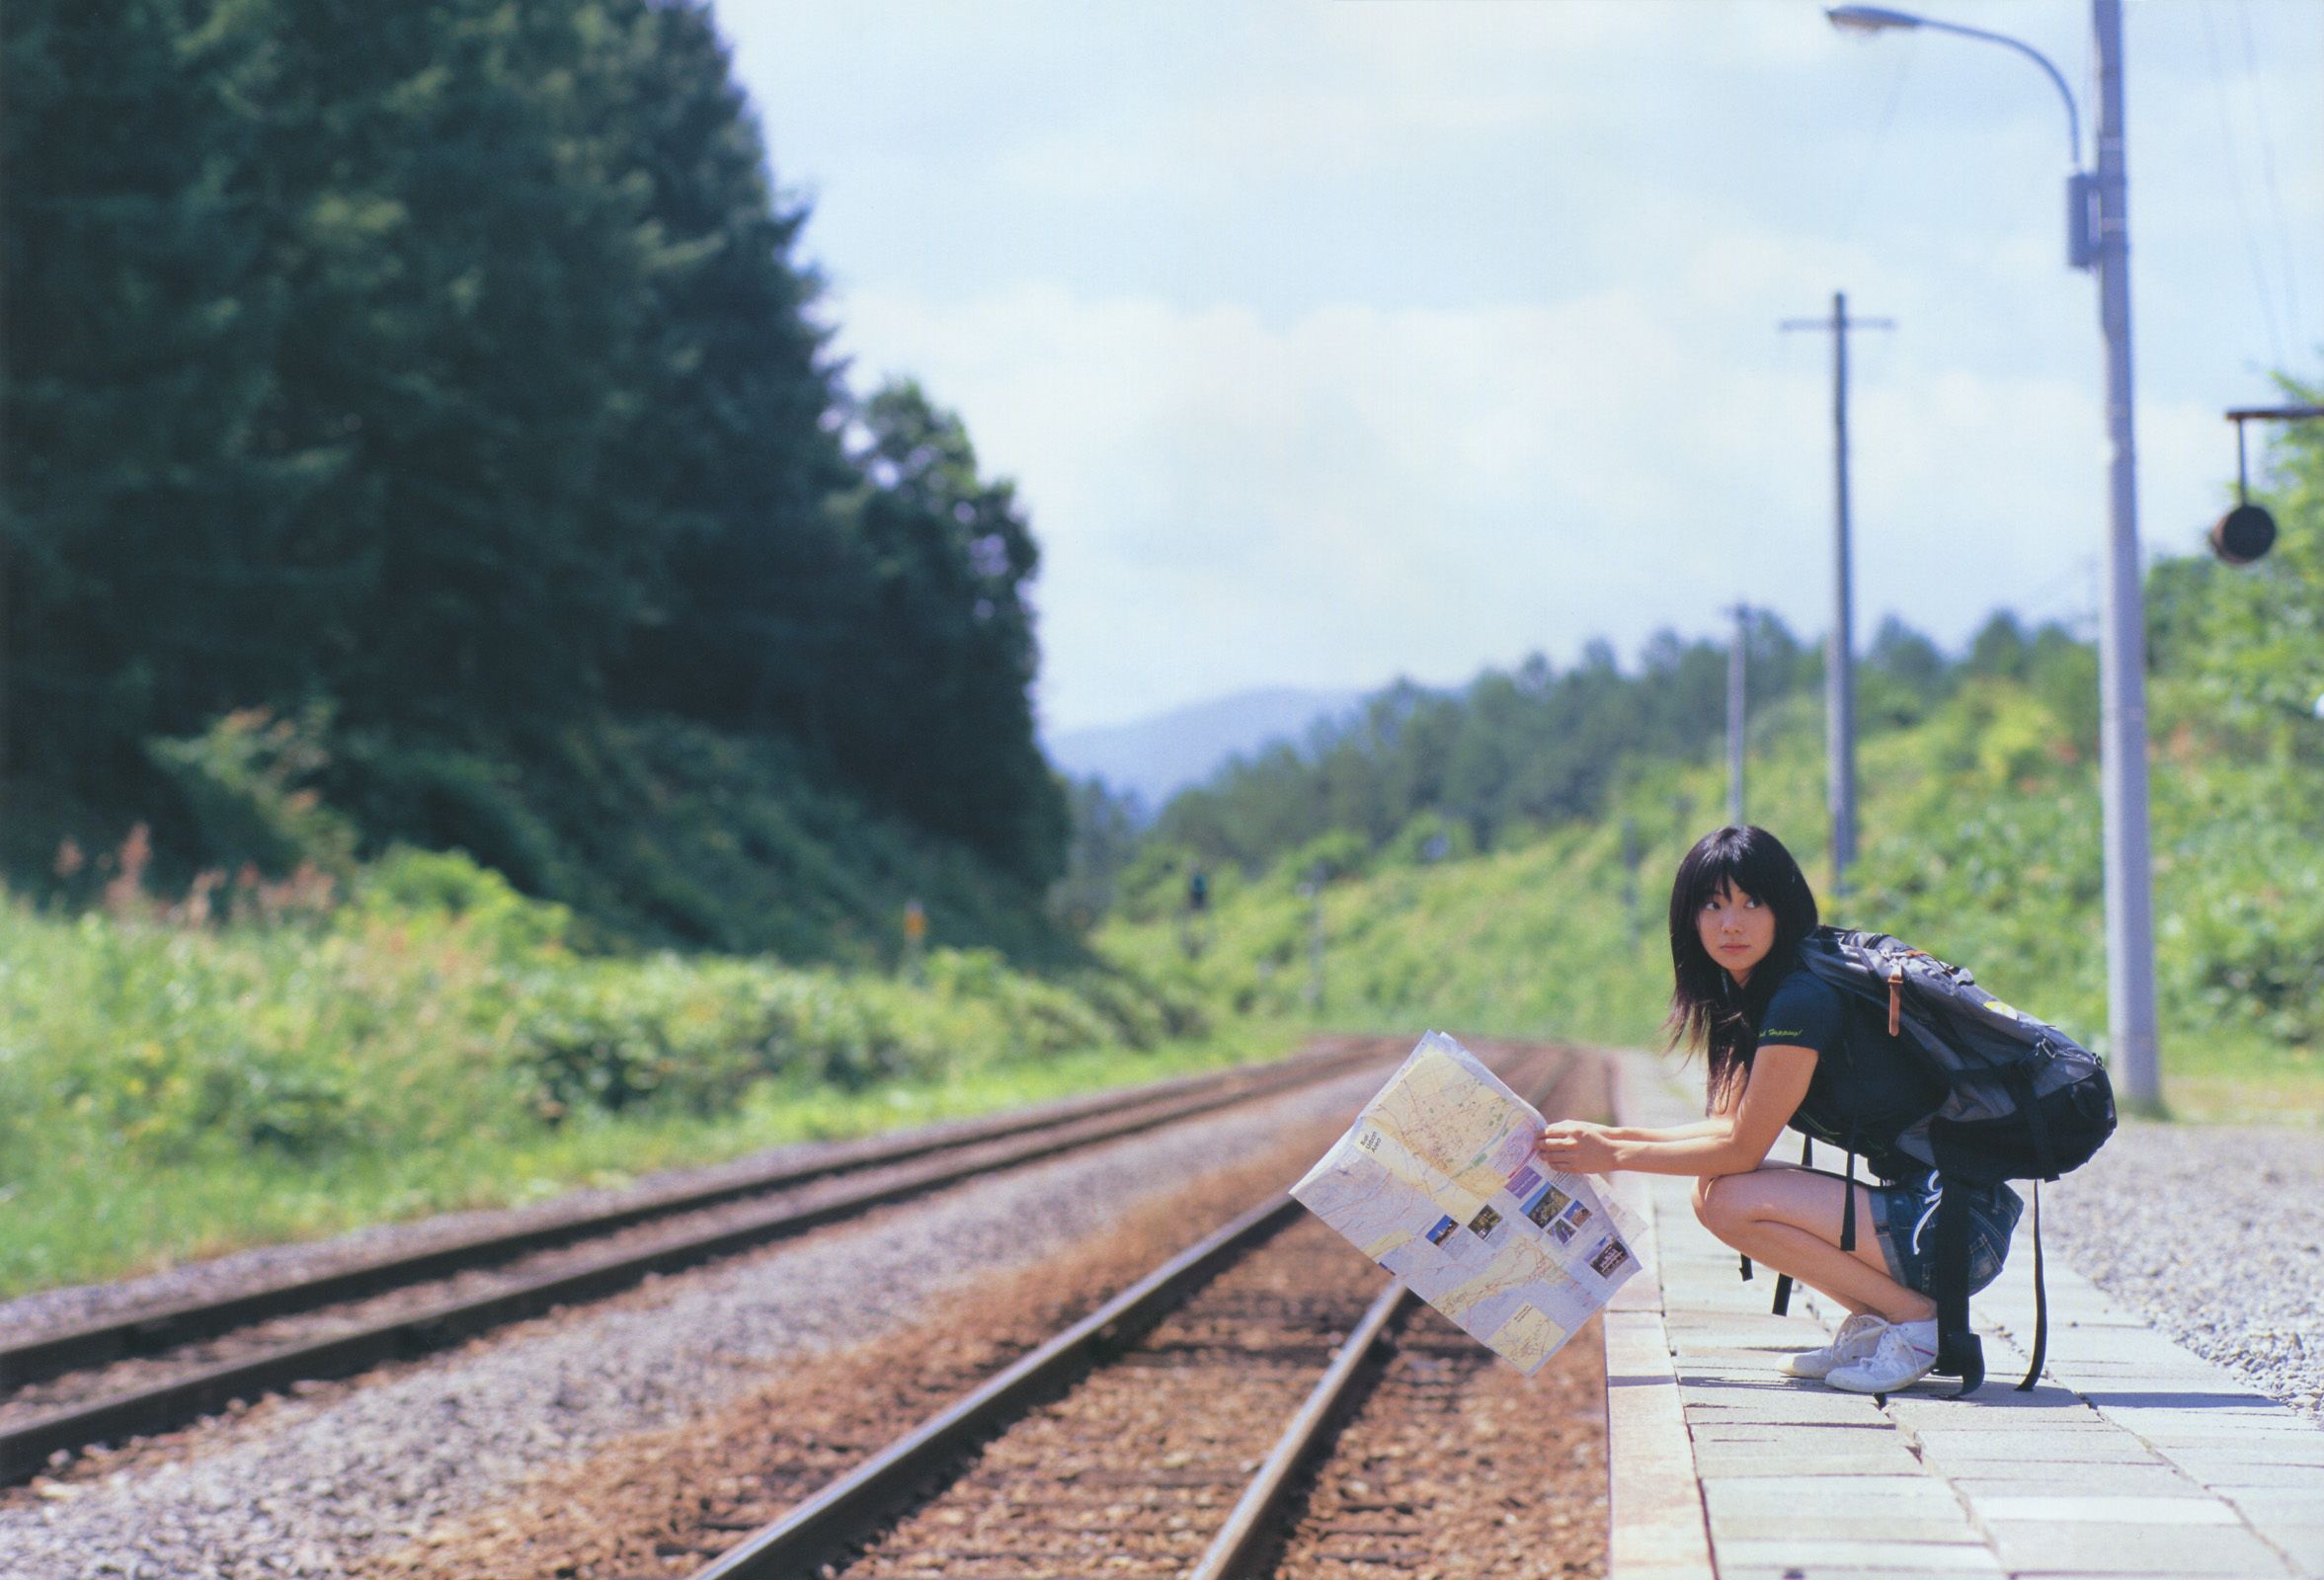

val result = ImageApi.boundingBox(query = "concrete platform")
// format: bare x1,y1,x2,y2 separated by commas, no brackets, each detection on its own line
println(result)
1602,1048,2324,1580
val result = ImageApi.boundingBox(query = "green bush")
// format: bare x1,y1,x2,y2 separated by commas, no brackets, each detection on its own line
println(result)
1273,829,1369,888
145,702,361,879
354,845,574,959
1383,811,1475,868
0,859,1223,1296
330,729,577,899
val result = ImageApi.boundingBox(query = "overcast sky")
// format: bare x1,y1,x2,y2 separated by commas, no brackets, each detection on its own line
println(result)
722,0,2324,736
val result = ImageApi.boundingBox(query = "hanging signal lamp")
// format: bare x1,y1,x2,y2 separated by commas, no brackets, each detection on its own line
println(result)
2214,405,2324,565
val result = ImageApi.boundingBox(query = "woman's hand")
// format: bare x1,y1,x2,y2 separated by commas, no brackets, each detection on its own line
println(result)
1535,1119,1619,1175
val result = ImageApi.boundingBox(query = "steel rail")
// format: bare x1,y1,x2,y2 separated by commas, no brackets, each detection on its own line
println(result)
688,1192,1307,1580
687,1045,1576,1580
0,1044,1386,1485
0,1040,1371,1394
1187,1276,1413,1580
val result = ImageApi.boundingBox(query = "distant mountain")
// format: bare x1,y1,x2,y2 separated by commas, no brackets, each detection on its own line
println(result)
1048,685,1366,813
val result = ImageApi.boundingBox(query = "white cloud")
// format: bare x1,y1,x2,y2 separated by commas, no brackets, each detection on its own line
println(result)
727,0,2323,736
833,246,2218,734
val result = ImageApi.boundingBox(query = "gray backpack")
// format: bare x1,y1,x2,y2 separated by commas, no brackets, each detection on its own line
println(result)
1776,927,2118,1394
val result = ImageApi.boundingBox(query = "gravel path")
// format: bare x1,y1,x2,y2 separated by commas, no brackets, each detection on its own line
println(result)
0,1063,1392,1580
2042,1117,2324,1427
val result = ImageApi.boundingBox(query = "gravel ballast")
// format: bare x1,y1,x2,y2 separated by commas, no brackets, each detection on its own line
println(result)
2041,1117,2324,1427
0,1062,1394,1580
9,1044,2312,1579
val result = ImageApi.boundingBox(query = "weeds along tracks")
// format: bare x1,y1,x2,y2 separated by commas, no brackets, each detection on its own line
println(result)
685,1045,1605,1580
0,1039,1390,1485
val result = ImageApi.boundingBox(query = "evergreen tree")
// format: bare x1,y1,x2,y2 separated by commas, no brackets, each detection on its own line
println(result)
3,0,1072,921
832,381,1067,885
248,0,676,733
600,0,857,740
1142,616,1822,875
3,0,322,799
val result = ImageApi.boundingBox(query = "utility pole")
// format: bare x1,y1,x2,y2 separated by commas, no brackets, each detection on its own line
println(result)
1303,862,1326,1012
1782,291,1891,898
1818,0,2162,1106
1622,816,1641,951
1725,602,1751,828
2092,0,2160,1109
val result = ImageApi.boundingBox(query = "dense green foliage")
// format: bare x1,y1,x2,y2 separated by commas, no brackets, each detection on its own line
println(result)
1101,406,2324,1118
2,0,1066,930
1116,605,2102,912
0,846,1216,1295
102,703,1071,963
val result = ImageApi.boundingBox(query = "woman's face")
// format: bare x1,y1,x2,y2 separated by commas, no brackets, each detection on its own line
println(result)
1698,880,1776,983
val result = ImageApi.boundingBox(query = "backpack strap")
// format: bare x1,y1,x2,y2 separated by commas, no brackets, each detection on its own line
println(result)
1766,1134,1815,1315
2018,1180,2046,1391
1994,1062,2054,1392
1840,1151,1858,1253
1931,1178,1985,1397
1761,1137,1859,1316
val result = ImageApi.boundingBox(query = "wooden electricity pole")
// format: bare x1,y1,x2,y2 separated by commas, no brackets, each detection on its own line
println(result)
1782,291,1892,896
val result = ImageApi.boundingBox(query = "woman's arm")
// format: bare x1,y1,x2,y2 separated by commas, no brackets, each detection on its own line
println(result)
1595,1117,1730,1143
1535,1046,1814,1178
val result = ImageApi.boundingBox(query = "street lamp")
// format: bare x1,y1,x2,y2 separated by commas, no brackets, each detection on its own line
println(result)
1825,1,2163,1112
1826,5,2093,268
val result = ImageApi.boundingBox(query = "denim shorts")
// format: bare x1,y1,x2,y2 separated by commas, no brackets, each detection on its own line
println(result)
1868,1171,2023,1298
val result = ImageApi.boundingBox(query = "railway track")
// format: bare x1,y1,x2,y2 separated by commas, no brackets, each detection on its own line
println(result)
0,1038,1391,1485
677,1043,1609,1580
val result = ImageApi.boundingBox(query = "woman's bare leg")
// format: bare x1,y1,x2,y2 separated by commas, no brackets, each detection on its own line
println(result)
1693,1166,1937,1325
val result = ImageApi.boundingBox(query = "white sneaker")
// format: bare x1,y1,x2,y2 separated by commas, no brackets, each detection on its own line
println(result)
1779,1311,1889,1379
1825,1319,1940,1393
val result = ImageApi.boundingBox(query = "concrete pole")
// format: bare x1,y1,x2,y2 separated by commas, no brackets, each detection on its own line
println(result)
1781,295,1887,898
1623,816,1642,951
1305,863,1326,1012
1828,291,1859,898
2092,0,2162,1108
1726,603,1749,828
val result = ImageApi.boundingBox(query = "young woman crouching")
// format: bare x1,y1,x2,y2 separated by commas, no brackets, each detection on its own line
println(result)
1535,826,2021,1392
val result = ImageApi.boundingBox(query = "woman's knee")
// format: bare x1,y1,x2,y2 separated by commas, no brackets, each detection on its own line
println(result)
1694,1170,1774,1241
1692,1174,1732,1233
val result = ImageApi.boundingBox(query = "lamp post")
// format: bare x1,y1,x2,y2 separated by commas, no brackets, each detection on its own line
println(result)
1825,1,2162,1111
1726,602,1750,829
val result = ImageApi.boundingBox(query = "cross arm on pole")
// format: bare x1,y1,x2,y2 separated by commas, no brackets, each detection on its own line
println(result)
2224,405,2324,424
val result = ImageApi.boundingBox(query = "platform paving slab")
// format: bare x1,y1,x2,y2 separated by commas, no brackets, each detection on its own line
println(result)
1982,1519,2292,1575
1603,1047,2324,1580
1948,1464,2225,1498
1715,1538,2005,1573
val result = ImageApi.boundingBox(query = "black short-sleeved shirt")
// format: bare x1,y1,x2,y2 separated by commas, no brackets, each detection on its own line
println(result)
1752,966,1945,1183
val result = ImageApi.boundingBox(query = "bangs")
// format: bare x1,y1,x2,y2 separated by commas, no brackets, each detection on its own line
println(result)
1669,825,1819,939
1676,841,1778,912
1676,848,1747,914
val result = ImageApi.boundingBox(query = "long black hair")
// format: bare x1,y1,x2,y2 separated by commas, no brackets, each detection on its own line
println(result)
1664,826,1820,1108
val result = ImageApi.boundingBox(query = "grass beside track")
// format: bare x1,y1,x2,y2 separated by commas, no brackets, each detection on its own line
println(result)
0,1017,1318,1303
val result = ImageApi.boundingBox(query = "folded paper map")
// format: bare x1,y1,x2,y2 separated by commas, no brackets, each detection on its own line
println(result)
1291,1030,1640,1375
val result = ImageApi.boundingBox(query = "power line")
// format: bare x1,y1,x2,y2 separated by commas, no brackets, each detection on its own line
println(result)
1835,41,1918,249
2236,0,2306,345
2198,0,2286,369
